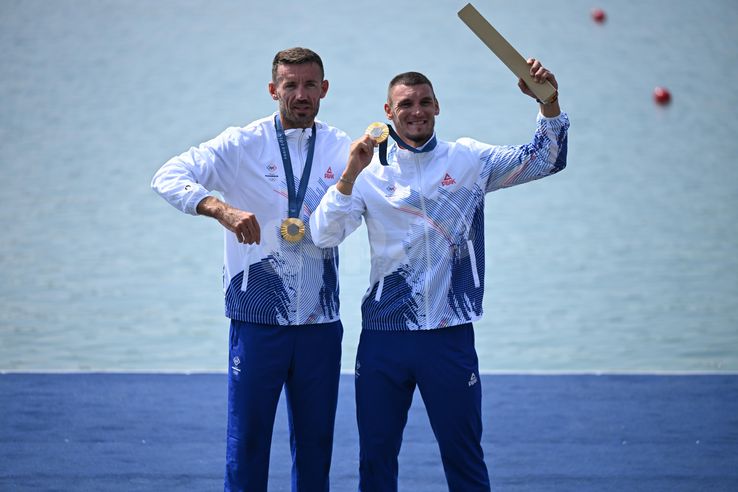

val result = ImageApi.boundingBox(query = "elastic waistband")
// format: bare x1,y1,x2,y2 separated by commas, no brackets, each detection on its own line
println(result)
230,318,343,331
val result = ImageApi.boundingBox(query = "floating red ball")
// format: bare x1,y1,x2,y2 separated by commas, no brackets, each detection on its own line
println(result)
653,87,672,105
591,8,606,23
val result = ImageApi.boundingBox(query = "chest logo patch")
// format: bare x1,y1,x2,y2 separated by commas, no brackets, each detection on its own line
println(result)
441,173,456,186
265,163,279,181
324,166,335,179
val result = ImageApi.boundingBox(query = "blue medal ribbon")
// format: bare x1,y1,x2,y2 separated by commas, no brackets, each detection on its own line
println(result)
379,125,437,166
275,115,316,219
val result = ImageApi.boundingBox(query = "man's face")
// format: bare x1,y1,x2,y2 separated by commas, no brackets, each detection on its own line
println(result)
269,62,328,129
384,83,439,147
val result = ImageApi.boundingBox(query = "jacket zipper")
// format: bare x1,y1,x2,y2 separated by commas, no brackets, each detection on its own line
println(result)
416,154,432,326
295,128,306,323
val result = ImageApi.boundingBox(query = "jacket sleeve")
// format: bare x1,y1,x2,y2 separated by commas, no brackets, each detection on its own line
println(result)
150,127,243,215
309,185,365,248
472,112,569,193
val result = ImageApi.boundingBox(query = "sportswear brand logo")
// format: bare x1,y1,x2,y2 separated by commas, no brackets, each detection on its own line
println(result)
385,185,396,197
267,163,277,173
468,372,478,387
355,360,361,379
231,356,241,375
441,173,456,186
324,167,335,179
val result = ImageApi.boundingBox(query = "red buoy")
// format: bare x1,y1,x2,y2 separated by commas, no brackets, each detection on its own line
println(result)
653,86,672,105
591,8,606,23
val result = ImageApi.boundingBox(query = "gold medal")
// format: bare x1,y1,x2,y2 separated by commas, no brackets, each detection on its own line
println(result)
365,122,389,144
280,217,305,242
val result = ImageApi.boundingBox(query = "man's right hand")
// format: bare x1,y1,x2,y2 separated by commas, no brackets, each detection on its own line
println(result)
337,134,377,195
196,196,261,244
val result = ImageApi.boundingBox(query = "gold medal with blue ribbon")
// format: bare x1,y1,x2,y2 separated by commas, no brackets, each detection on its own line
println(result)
275,115,315,243
365,122,389,144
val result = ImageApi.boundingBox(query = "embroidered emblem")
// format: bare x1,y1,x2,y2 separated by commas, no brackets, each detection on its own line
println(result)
441,173,456,186
265,163,279,181
324,166,335,179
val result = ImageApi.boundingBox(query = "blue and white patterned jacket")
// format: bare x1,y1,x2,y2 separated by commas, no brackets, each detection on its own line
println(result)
311,112,569,330
152,114,351,325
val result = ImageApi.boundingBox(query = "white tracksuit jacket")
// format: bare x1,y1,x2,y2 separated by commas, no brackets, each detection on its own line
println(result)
310,112,569,330
151,114,351,325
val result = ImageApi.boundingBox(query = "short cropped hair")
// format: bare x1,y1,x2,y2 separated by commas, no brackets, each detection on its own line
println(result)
271,47,325,82
387,72,436,104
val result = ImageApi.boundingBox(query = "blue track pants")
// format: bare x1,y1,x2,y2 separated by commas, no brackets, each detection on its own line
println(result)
355,323,490,492
225,319,343,492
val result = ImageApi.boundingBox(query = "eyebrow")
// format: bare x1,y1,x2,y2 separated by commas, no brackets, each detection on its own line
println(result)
397,96,434,105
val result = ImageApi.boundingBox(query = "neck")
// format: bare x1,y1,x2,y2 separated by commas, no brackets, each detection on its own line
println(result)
406,137,430,149
395,132,433,150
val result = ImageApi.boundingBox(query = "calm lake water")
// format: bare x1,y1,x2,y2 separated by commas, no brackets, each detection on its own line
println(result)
1,0,737,372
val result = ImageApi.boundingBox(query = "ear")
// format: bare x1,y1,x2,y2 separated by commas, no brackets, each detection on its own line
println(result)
320,79,329,99
434,99,440,116
268,82,278,100
384,102,392,120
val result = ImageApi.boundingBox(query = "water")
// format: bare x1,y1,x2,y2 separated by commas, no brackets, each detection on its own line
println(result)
1,0,737,372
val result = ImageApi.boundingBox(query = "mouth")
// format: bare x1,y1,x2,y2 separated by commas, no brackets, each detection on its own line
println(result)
292,103,312,113
406,119,427,130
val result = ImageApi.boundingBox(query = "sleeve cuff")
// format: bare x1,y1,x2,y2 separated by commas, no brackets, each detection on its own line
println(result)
185,189,211,216
331,185,354,205
537,111,566,122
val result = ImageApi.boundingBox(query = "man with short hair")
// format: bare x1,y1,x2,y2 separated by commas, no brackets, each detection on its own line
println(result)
152,47,351,492
311,60,569,491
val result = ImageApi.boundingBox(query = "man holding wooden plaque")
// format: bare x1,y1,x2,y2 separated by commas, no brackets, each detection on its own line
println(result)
311,4,570,490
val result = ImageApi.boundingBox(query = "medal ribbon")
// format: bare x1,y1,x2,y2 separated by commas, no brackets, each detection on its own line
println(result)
379,125,437,166
275,115,316,218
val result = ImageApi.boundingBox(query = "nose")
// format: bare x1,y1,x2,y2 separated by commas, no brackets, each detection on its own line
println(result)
295,84,309,101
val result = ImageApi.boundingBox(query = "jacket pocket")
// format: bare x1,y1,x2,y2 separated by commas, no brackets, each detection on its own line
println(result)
467,240,481,288
374,277,385,302
240,248,255,292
